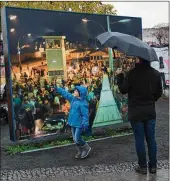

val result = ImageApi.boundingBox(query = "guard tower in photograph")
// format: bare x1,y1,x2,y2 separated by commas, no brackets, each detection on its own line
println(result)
43,36,67,81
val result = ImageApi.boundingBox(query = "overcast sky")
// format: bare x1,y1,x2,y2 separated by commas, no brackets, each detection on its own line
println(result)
103,2,169,28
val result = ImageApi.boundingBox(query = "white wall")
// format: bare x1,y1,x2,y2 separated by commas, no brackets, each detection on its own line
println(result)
151,47,169,86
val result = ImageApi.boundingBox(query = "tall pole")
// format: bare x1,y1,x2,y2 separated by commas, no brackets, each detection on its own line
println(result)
17,33,32,73
17,40,22,73
88,20,106,32
106,16,114,72
82,18,106,32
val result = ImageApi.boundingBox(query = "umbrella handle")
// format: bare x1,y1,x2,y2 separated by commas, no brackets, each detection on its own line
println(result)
113,49,116,59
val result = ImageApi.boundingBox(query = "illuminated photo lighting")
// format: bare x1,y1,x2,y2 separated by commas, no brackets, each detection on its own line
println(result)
9,15,17,20
82,18,88,23
10,28,15,32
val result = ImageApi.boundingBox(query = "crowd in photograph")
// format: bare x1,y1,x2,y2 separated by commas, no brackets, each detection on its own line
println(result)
12,61,108,139
7,55,138,140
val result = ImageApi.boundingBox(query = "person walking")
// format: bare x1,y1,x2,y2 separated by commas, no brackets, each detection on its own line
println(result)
116,58,162,174
54,85,91,159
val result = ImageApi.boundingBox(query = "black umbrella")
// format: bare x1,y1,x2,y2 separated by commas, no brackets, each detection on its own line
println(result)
96,32,158,62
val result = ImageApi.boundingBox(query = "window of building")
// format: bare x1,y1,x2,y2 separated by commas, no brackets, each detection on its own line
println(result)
46,40,53,49
46,39,61,49
54,40,61,49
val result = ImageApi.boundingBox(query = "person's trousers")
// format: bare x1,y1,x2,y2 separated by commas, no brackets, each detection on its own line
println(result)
71,127,86,146
130,119,157,168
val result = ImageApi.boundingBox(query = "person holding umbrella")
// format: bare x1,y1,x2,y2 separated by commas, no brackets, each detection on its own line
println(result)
96,31,163,175
116,58,162,174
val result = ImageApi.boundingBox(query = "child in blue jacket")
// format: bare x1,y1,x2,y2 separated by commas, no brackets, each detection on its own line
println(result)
55,85,91,159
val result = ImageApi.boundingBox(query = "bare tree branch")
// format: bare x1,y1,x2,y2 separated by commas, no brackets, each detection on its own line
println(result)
152,24,169,45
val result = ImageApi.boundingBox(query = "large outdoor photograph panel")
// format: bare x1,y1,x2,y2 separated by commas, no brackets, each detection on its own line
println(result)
2,7,142,141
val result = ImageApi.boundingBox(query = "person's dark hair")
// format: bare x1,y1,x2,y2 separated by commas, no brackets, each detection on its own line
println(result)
159,56,163,61
139,58,151,66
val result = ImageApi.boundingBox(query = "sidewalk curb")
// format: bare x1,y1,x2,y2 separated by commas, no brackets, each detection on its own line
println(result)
21,133,133,154
3,123,131,147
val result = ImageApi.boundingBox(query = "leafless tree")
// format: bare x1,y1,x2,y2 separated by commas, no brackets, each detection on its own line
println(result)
152,23,169,45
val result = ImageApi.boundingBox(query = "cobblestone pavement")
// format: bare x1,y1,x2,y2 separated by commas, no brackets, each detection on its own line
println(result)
25,169,169,181
0,160,169,181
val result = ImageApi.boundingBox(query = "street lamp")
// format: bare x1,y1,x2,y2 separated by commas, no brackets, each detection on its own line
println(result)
82,17,131,71
82,18,106,32
110,18,131,24
108,18,132,71
9,15,17,20
10,28,15,32
17,33,32,73
118,19,131,23
82,18,88,23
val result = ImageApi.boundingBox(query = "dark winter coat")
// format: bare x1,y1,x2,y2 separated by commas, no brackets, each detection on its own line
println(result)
89,99,97,128
116,63,162,122
17,108,33,129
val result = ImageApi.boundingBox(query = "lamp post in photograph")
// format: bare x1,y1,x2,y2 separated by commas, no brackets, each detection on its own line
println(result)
17,33,32,73
9,15,32,73
82,18,106,32
107,17,132,71
82,17,131,71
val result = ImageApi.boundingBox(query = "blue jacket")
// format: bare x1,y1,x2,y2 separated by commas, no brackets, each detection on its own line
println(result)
55,86,89,128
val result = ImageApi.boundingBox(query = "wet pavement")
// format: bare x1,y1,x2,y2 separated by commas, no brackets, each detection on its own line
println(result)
1,98,169,181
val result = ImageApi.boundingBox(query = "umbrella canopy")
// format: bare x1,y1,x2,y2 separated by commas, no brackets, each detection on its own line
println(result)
96,32,158,62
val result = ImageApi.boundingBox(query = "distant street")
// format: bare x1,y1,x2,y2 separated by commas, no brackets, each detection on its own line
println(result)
11,59,47,81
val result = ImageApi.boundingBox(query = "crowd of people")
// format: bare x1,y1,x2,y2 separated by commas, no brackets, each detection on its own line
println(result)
12,61,107,139
6,53,139,139
9,56,138,139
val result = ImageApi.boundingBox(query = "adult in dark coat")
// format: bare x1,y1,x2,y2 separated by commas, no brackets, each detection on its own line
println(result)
89,98,97,129
116,59,162,174
17,107,34,135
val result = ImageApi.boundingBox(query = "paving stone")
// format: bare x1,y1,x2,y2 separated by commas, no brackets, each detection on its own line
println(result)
0,160,169,180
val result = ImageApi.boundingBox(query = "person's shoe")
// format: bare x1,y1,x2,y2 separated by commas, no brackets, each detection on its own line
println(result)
75,145,82,159
80,143,91,159
148,162,157,174
149,167,157,174
134,165,147,174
